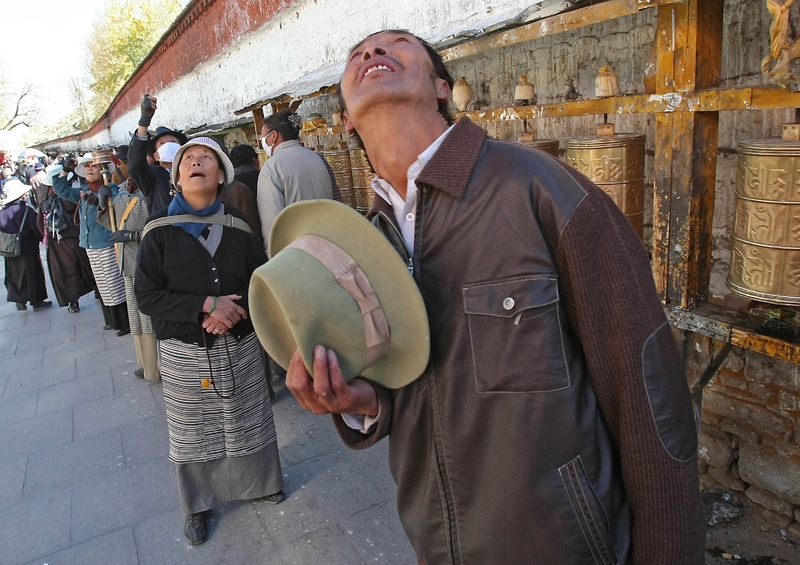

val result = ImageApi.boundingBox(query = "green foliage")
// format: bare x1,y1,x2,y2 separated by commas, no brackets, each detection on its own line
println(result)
86,0,186,116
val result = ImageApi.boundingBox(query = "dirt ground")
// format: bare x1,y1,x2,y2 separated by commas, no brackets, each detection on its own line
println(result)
705,492,800,564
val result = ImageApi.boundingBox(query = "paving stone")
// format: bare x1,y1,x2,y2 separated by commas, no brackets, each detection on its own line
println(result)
0,487,71,563
268,524,364,565
71,456,177,543
0,348,43,377
3,359,76,399
0,456,27,510
76,343,137,375
119,415,169,467
0,334,18,355
112,363,153,394
24,527,138,565
24,430,125,498
74,385,158,439
151,381,165,414
36,370,114,415
74,318,106,339
42,334,108,367
135,504,278,565
0,389,38,426
13,317,54,339
0,408,73,463
333,499,415,563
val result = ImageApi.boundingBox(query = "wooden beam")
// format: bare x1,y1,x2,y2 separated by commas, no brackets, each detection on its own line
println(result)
252,107,265,139
439,0,682,62
653,0,722,308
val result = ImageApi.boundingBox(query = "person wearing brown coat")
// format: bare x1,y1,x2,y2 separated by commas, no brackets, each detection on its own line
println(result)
284,30,705,564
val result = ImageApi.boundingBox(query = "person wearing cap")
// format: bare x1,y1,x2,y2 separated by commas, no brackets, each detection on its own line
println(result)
53,154,130,335
135,136,284,546
256,109,337,249
38,164,95,314
282,30,705,564
111,145,129,185
0,180,51,311
128,94,188,215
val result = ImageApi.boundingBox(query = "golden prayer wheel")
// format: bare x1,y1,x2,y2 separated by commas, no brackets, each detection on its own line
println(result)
565,127,645,238
350,147,376,214
517,138,560,158
727,130,800,305
323,148,356,210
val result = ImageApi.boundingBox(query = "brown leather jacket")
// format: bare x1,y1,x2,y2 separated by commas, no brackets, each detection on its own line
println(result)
335,118,705,564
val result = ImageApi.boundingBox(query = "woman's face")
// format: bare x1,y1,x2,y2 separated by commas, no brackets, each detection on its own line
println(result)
177,146,224,195
84,162,102,183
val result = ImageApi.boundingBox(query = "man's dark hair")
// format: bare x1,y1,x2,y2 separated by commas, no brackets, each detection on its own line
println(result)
337,30,454,146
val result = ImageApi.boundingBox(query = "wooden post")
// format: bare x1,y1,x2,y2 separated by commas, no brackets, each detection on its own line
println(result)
651,0,723,308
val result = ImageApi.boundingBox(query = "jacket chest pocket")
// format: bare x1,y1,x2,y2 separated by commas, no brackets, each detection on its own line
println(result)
463,276,570,393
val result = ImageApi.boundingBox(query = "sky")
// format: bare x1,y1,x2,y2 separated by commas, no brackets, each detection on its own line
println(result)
0,0,107,136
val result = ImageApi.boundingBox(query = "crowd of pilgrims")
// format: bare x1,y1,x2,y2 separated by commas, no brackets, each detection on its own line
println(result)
0,103,339,545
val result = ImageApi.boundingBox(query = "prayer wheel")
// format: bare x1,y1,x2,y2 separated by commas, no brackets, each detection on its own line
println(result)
323,147,355,209
516,134,559,158
727,126,800,305
349,147,376,214
565,125,645,238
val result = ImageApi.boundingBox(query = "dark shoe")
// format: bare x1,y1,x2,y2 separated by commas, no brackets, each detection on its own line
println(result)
103,324,113,331
32,301,52,311
67,301,80,313
256,490,285,505
94,290,101,300
15,303,26,311
184,510,210,545
117,327,131,337
134,367,145,379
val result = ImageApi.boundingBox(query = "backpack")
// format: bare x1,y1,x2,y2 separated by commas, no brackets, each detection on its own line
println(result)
43,194,71,235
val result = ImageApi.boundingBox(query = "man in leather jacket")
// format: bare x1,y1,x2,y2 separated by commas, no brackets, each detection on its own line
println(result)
285,30,705,564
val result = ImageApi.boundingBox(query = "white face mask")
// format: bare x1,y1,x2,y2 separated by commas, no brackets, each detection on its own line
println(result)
155,141,180,165
261,132,274,157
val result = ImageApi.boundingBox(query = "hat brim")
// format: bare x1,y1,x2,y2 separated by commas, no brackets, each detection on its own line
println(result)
250,199,430,389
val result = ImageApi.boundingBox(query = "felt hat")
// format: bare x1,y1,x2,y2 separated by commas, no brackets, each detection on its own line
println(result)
147,126,188,157
171,136,235,187
1,179,31,206
249,200,430,389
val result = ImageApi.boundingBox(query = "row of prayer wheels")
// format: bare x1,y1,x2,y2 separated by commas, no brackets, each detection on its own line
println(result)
320,143,376,214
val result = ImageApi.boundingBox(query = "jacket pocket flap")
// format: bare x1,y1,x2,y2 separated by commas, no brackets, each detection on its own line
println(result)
464,276,558,318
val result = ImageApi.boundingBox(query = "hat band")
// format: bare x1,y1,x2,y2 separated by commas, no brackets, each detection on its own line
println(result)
286,235,390,370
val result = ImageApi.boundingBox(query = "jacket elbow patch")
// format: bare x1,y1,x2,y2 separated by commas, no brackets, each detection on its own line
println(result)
641,323,697,462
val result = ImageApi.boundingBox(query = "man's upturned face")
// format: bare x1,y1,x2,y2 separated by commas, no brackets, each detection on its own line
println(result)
340,31,449,131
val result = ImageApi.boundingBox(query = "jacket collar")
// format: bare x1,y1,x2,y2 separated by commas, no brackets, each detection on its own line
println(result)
415,117,487,200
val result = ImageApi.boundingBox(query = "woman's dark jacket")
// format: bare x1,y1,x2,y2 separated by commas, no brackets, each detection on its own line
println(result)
0,201,40,254
134,205,267,347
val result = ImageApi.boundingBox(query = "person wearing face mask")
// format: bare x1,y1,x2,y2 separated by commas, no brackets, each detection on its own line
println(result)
128,94,188,215
256,110,338,250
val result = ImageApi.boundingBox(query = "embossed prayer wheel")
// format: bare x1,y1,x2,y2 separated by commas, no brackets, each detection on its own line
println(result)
349,147,376,214
727,133,800,305
565,128,645,238
516,135,560,158
323,148,355,209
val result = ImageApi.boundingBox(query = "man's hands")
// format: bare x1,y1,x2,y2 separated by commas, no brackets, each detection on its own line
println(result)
138,94,157,128
286,346,379,417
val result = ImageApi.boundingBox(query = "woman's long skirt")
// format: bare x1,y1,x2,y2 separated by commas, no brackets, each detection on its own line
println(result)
124,275,159,381
158,331,283,514
87,246,129,331
4,251,48,306
46,236,95,307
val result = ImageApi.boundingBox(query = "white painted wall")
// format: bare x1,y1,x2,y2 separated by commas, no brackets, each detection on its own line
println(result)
106,0,559,145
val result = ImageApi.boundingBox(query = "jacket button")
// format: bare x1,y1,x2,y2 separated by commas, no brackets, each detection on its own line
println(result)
502,297,515,310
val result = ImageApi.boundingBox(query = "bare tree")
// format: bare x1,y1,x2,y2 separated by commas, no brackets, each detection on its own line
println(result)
2,84,34,130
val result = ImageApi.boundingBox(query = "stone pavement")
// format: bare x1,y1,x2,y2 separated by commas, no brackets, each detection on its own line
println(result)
0,260,415,564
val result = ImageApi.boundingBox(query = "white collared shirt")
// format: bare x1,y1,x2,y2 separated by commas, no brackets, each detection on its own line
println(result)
342,125,454,434
371,125,454,254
